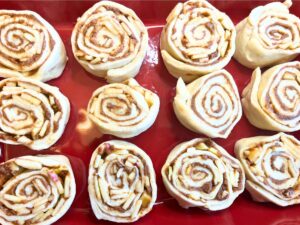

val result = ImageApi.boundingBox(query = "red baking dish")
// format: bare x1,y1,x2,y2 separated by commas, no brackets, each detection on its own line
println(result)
0,0,300,225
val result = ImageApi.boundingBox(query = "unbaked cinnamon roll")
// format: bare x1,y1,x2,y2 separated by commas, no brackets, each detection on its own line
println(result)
87,78,159,138
71,1,148,83
160,0,236,82
0,155,76,225
234,0,300,69
0,10,67,81
88,140,157,222
242,61,300,132
174,70,242,138
162,138,245,211
235,133,300,206
0,77,70,150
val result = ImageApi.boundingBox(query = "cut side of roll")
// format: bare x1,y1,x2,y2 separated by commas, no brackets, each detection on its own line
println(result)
0,155,76,225
235,133,300,206
242,61,300,132
173,70,242,138
71,1,148,83
88,140,157,222
0,10,67,81
0,77,70,150
234,0,300,69
160,0,236,82
87,78,159,138
162,138,245,211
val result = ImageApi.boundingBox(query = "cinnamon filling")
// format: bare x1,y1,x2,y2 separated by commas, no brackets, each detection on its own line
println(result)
74,5,144,64
0,80,63,142
0,13,55,73
263,66,300,124
0,159,71,224
190,73,239,134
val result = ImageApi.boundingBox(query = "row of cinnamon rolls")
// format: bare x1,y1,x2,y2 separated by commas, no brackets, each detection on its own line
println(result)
0,0,299,82
1,133,300,224
0,59,298,150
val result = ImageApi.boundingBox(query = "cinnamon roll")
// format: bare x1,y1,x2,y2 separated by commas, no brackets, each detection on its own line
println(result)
162,138,245,211
71,1,148,83
88,140,157,222
0,155,76,225
0,10,67,81
160,0,236,82
242,61,300,132
234,0,300,69
0,77,70,150
235,133,300,206
87,78,159,138
174,70,242,138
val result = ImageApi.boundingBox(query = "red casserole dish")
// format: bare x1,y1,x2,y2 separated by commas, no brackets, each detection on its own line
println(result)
0,0,300,225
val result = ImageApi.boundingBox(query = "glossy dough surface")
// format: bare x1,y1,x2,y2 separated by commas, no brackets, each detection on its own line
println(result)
0,155,76,225
234,0,300,69
160,0,236,82
0,77,70,150
173,70,242,138
0,10,67,81
71,1,148,83
242,61,300,132
87,78,160,138
88,140,157,222
162,138,245,211
235,133,300,206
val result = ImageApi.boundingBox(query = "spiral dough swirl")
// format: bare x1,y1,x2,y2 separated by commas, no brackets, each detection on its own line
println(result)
162,138,245,210
0,77,70,150
0,155,76,225
235,133,300,206
234,0,300,69
258,10,299,50
174,70,242,138
87,78,159,138
242,61,300,132
71,1,148,83
0,10,67,81
88,141,157,222
160,0,236,81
